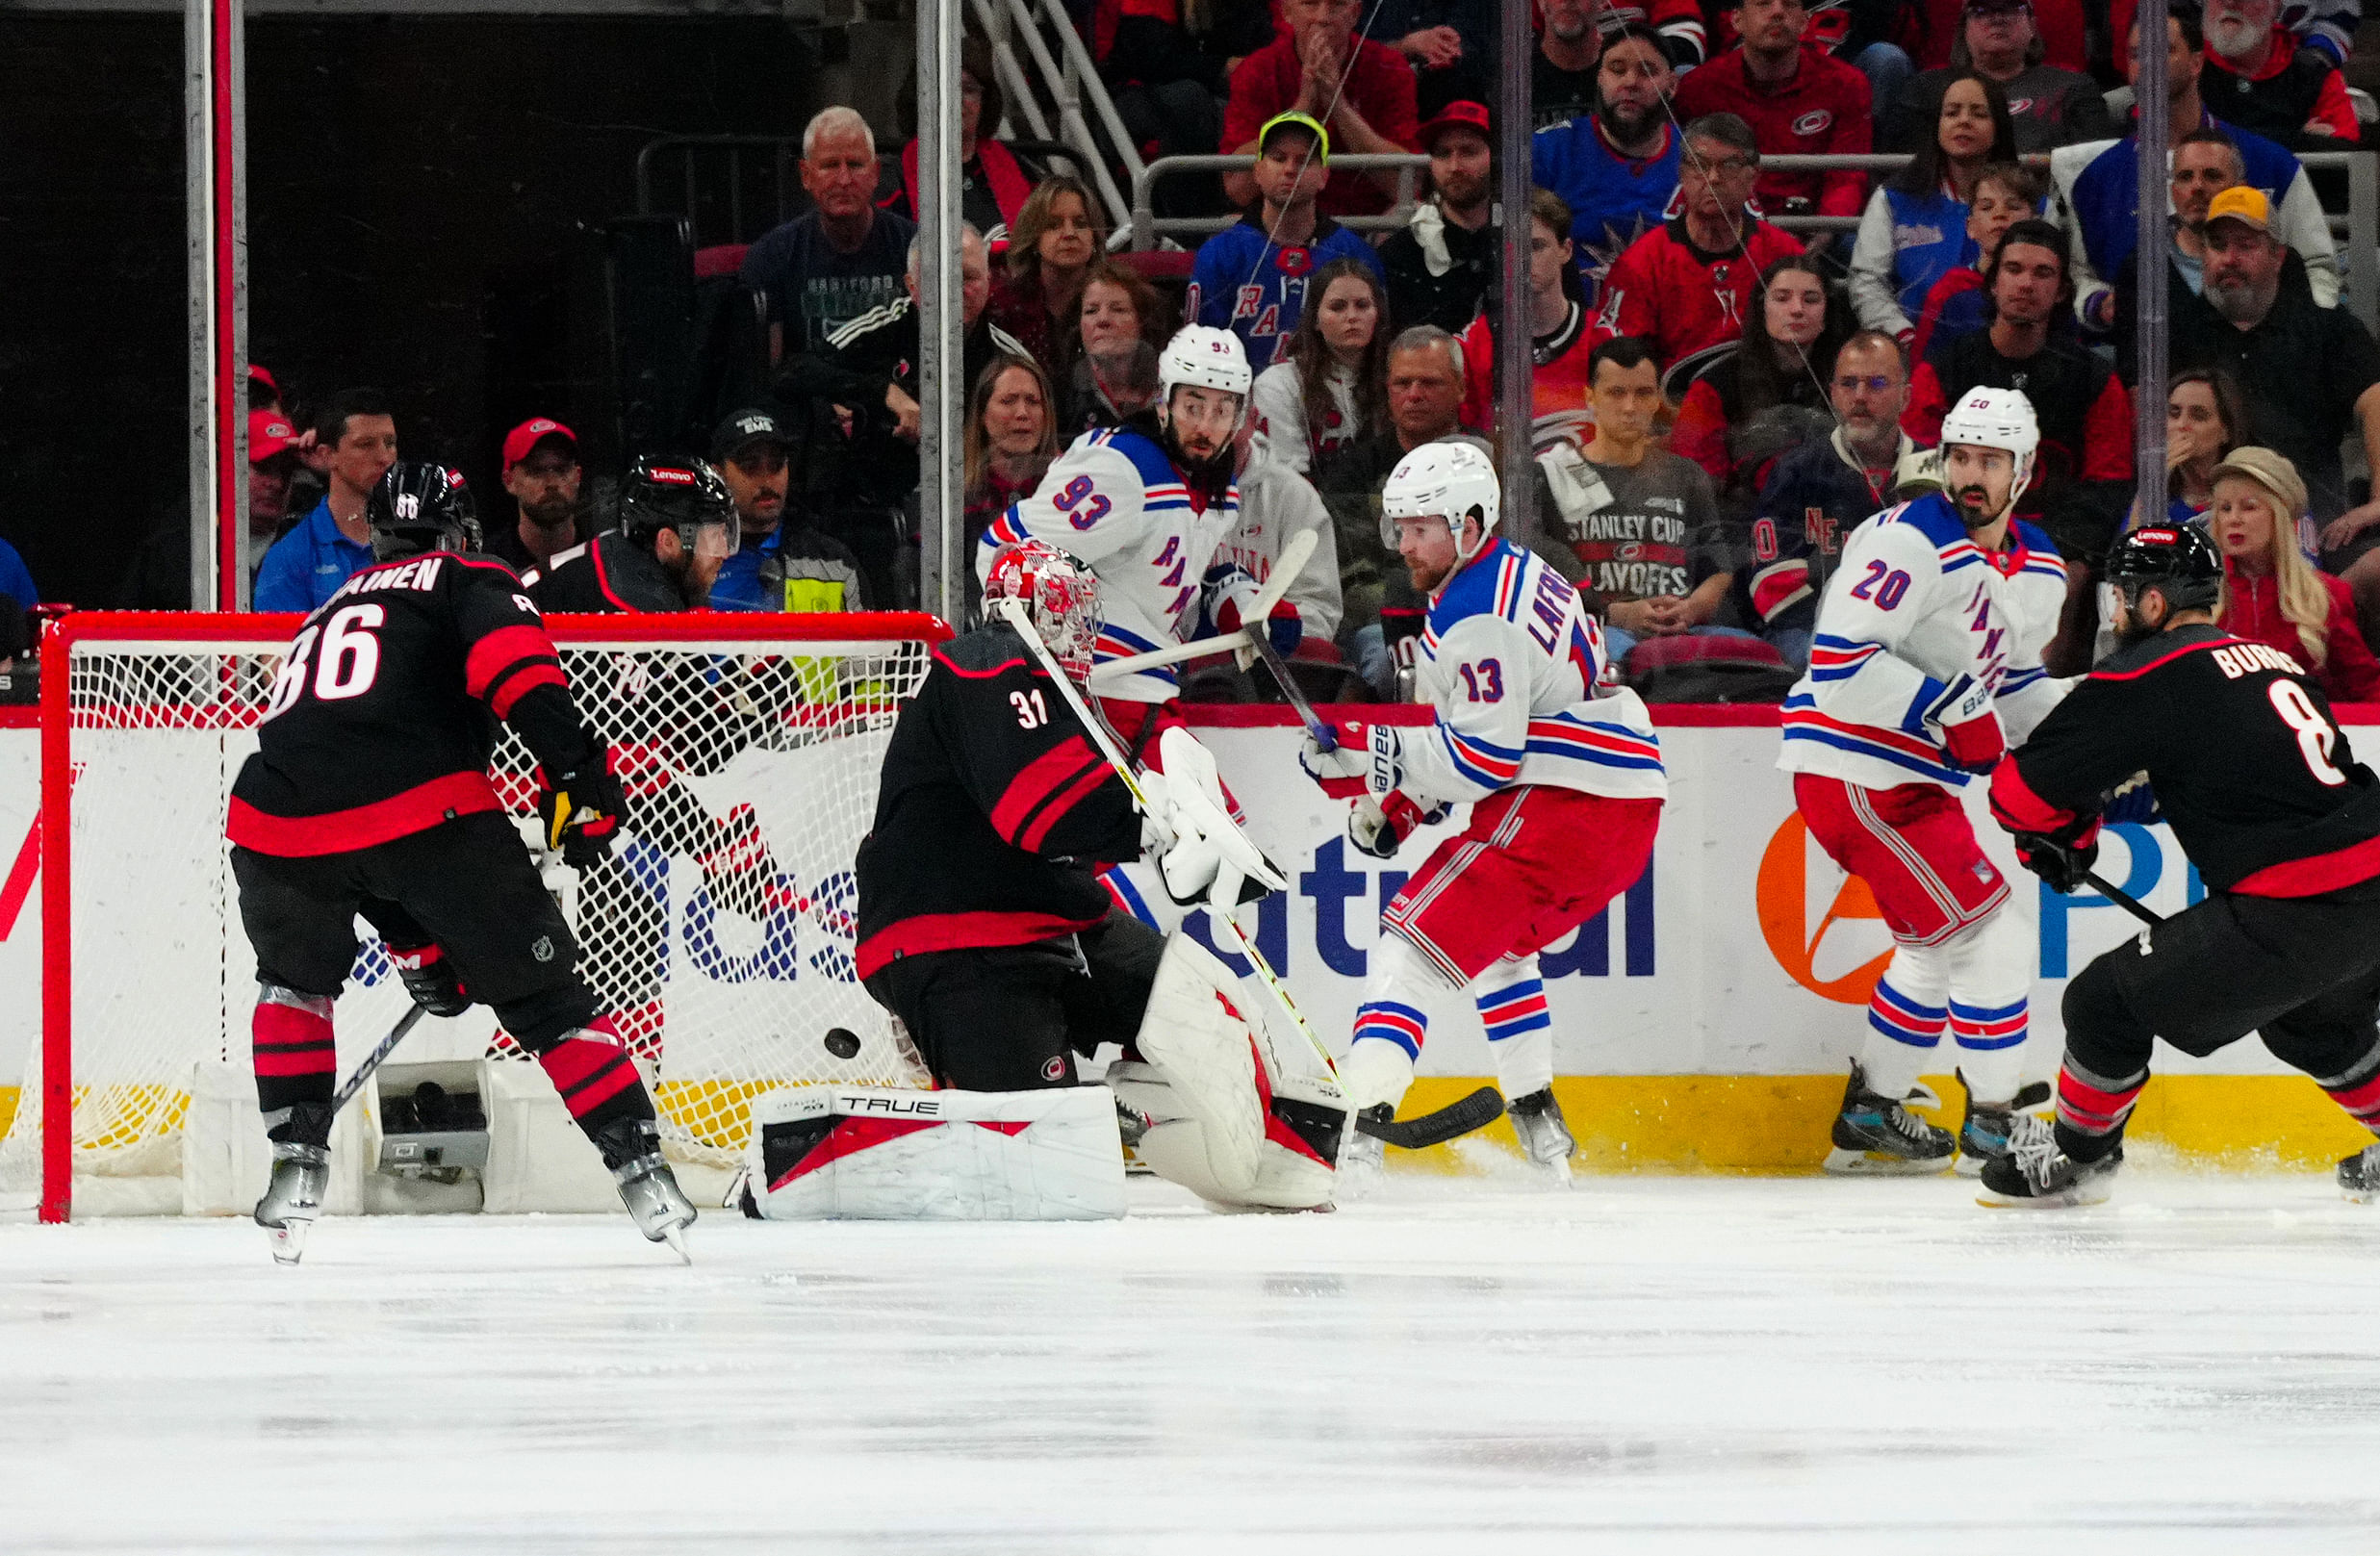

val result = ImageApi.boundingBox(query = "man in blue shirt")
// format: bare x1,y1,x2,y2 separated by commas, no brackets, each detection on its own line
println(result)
253,388,397,612
1189,112,1388,370
705,408,868,613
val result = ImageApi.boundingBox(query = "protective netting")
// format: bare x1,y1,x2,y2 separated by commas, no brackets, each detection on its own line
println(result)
0,625,935,1211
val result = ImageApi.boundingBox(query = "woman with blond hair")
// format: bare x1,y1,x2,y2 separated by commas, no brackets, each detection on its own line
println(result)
985,175,1109,369
2211,446,2380,702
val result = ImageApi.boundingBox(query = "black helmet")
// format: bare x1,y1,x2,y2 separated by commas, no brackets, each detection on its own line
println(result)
2106,523,2222,615
618,455,737,552
367,461,480,562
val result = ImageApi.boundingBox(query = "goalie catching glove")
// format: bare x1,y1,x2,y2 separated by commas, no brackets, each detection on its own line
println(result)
1139,726,1285,906
538,756,630,867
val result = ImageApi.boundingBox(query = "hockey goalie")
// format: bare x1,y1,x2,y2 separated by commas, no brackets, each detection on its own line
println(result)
742,540,1344,1218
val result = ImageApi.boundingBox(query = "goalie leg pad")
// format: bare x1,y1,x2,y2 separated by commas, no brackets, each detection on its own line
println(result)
744,1085,1126,1220
1130,932,1269,1199
1111,1060,1345,1211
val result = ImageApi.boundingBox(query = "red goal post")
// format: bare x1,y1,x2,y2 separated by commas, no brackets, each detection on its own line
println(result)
18,609,951,1222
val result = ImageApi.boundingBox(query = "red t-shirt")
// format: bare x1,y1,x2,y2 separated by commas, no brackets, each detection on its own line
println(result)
1221,36,1420,218
1672,45,1873,219
1454,302,1599,440
1590,216,1806,368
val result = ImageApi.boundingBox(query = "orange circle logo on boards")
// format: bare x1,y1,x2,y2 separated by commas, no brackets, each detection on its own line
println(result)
1755,813,1891,1005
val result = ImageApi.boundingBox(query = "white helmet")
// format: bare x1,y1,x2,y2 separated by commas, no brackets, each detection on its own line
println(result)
1158,324,1252,399
1381,440,1500,558
1937,386,2039,515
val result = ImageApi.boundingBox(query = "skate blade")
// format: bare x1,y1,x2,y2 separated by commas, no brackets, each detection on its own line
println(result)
1976,1182,2113,1209
2340,1184,2378,1205
1952,1154,1990,1179
661,1225,692,1265
265,1218,312,1265
1823,1146,1953,1176
1532,1155,1574,1186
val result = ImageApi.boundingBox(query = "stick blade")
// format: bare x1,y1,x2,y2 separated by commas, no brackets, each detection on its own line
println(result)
1356,1085,1506,1150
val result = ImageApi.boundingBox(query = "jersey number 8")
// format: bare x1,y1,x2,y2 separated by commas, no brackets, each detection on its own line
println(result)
2270,678,2348,785
262,603,385,721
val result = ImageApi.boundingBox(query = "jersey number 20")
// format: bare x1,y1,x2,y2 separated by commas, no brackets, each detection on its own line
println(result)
263,603,384,720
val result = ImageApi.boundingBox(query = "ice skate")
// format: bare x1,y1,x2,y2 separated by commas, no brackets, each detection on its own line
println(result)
1822,1062,1955,1175
1978,1113,2120,1207
1337,1105,1389,1195
253,1142,330,1266
1506,1087,1574,1185
2339,1142,2380,1203
1954,1074,2052,1179
596,1118,696,1261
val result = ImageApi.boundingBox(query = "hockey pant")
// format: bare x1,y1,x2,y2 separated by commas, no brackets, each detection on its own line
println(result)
860,909,1165,1090
1342,787,1663,1112
232,812,654,1151
2054,876,2380,1163
1795,776,2033,1104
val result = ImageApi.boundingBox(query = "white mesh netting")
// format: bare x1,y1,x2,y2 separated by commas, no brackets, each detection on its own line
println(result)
0,625,934,1211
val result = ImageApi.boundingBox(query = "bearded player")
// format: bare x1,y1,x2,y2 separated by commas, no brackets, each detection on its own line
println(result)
1300,443,1666,1182
978,325,1301,766
231,461,696,1263
856,541,1342,1210
1779,387,2070,1177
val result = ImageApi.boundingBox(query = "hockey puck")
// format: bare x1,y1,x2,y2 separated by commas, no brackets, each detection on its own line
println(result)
822,1028,861,1059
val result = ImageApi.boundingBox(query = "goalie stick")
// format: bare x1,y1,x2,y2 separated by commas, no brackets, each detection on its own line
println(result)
999,598,1503,1156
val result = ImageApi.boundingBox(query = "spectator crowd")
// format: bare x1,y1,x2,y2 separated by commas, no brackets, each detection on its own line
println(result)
42,0,2380,711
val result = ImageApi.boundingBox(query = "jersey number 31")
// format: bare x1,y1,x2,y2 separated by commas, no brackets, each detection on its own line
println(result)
263,603,384,721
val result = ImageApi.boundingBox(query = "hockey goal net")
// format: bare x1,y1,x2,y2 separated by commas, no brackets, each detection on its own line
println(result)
5,611,947,1220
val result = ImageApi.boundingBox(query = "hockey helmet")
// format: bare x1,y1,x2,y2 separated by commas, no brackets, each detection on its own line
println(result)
2105,523,2222,617
1380,440,1500,560
618,455,739,559
367,461,481,562
1937,386,2040,516
1157,325,1252,402
985,539,1101,683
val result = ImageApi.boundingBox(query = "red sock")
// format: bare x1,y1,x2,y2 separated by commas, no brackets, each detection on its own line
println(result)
536,1016,642,1122
2324,1068,2380,1133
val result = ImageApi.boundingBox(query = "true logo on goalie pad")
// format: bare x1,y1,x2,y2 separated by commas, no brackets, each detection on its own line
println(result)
746,1085,1125,1221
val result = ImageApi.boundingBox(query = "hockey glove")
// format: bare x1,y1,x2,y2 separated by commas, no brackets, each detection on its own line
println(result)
2102,774,2162,827
539,757,629,867
1298,723,1371,799
1142,729,1288,906
387,942,471,1019
2012,818,2102,895
1926,674,2006,773
1200,564,1302,658
1347,791,1444,860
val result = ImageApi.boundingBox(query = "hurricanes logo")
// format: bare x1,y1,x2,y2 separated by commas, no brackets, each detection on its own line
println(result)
1791,110,1833,136
1754,814,1892,1004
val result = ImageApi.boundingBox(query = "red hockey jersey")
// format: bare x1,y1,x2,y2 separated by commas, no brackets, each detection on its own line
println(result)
1590,216,1806,368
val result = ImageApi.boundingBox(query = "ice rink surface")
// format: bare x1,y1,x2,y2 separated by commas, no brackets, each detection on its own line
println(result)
5,1166,2379,1555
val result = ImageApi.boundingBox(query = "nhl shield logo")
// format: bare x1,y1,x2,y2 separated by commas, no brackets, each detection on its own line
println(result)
531,935,554,963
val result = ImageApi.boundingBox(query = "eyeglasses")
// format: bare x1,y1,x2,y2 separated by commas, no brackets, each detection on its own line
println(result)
1834,374,1898,393
1681,156,1756,179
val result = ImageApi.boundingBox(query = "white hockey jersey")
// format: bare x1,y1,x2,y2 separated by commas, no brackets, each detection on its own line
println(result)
1392,538,1667,807
1779,493,2068,791
978,424,1241,703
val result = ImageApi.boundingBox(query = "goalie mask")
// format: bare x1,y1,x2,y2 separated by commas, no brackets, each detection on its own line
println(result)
1380,441,1500,561
367,461,481,561
985,540,1100,683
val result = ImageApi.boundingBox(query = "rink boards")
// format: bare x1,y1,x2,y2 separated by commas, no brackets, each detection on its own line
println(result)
3,703,2375,1170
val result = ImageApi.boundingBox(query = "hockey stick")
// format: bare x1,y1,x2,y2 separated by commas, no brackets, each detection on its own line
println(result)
1240,631,1505,1153
331,1005,426,1114
995,597,1329,1068
2082,868,2163,927
1086,529,1318,683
